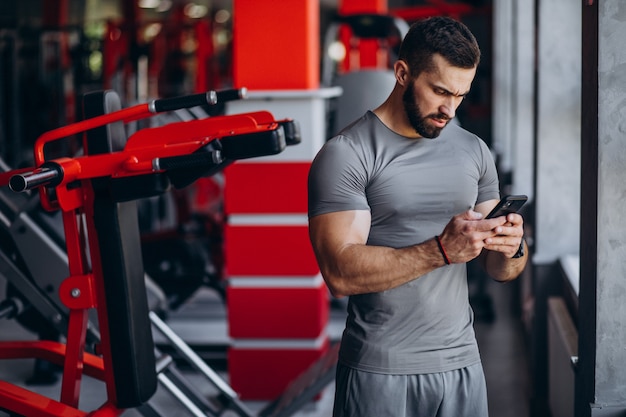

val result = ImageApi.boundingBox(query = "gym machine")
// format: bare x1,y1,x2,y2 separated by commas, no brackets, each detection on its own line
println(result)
0,88,337,416
321,13,408,137
136,102,229,310
0,87,257,417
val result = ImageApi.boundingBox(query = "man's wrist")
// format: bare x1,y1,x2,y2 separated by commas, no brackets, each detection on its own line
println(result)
511,238,525,259
435,235,451,265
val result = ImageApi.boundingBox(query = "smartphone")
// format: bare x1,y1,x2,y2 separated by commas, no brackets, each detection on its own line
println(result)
485,194,528,219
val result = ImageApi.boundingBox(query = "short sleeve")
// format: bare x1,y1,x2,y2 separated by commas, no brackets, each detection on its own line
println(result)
308,136,371,218
475,138,500,204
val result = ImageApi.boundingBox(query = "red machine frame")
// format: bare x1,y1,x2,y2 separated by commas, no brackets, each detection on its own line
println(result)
0,88,289,417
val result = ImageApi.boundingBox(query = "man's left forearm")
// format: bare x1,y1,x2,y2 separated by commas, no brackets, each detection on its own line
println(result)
480,240,528,282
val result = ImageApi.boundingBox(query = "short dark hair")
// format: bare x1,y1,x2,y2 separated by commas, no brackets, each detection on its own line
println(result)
398,16,481,77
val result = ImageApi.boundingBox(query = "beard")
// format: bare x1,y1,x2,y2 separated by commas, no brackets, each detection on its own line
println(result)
402,84,450,139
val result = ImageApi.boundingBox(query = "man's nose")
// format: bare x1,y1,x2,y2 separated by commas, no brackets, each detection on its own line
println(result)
440,95,464,119
439,100,456,119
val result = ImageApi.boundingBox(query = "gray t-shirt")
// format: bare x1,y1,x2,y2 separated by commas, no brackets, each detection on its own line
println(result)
308,111,500,374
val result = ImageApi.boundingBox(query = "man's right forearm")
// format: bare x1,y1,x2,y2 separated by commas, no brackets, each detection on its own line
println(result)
315,237,446,297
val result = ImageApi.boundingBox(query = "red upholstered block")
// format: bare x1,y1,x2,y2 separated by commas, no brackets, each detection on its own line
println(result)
228,338,330,400
224,225,319,276
227,284,329,339
224,162,311,214
232,0,319,90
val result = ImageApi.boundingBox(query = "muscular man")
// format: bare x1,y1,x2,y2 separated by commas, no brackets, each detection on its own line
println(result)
308,16,527,417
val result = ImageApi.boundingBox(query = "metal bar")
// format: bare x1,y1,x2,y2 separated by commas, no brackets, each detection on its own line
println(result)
157,373,207,417
149,311,239,398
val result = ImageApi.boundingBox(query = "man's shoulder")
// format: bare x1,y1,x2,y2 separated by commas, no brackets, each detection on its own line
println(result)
335,111,379,136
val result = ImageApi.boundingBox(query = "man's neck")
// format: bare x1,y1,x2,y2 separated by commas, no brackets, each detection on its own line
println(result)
373,98,421,139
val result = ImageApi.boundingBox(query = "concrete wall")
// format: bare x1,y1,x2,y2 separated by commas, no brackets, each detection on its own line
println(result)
492,0,535,199
533,0,581,264
590,1,626,414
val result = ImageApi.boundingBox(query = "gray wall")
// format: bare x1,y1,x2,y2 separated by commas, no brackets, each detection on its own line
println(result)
585,1,626,414
492,0,535,197
534,0,581,265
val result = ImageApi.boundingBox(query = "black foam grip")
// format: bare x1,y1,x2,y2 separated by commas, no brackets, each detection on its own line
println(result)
280,120,302,146
152,92,216,113
215,87,247,103
157,151,223,171
220,128,285,160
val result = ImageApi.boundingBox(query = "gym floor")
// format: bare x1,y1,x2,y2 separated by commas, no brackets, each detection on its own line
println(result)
0,276,530,417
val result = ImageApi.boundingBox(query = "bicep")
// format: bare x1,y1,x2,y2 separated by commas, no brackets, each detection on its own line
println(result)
474,198,499,267
308,210,371,264
475,198,499,219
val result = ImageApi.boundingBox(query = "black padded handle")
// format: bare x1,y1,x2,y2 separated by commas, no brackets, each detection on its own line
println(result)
220,128,285,160
279,119,302,146
215,87,248,103
150,88,247,113
154,150,224,172
151,91,218,113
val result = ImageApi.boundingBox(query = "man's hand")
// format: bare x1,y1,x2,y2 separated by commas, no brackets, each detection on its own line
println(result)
483,212,525,258
437,210,510,264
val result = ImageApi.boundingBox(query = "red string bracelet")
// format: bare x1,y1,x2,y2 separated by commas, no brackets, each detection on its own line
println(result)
435,235,451,265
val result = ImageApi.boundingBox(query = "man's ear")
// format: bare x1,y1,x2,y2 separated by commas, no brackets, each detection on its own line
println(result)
394,60,410,86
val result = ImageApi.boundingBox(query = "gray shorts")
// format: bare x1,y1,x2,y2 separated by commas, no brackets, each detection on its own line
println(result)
332,362,488,417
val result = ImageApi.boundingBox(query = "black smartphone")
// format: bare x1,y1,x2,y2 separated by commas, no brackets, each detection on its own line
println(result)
485,194,528,219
